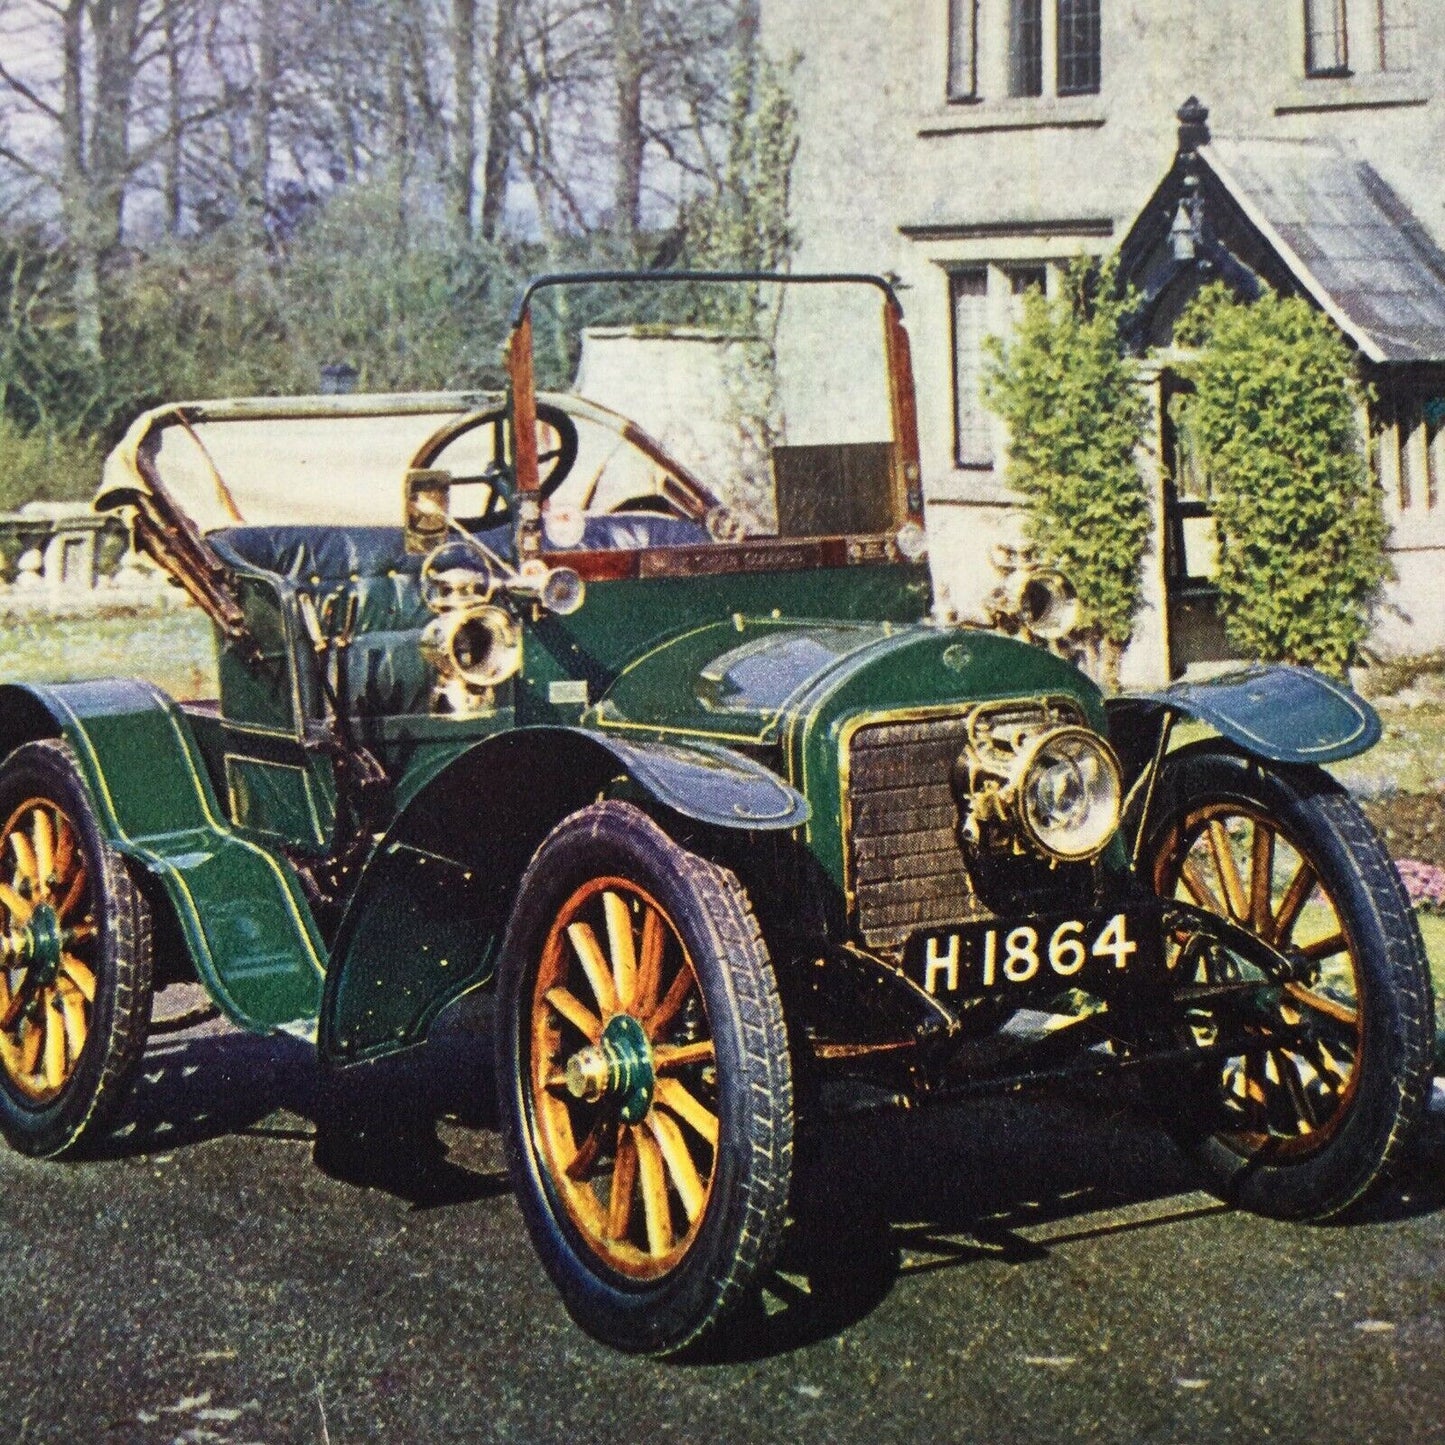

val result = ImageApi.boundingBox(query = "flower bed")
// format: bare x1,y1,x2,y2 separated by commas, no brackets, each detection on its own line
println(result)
1396,858,1445,915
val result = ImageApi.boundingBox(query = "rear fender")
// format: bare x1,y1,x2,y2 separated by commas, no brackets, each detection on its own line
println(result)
320,726,808,1065
0,680,326,1032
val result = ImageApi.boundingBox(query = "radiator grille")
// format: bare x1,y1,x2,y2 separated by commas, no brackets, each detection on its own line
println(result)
846,715,988,951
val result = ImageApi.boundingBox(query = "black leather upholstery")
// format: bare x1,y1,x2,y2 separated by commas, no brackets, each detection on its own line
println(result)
571,513,711,551
211,526,439,717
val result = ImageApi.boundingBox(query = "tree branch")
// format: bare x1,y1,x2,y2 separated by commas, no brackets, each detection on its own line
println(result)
0,57,63,122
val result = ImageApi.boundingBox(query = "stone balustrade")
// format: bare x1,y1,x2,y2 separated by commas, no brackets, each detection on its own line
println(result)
0,503,182,614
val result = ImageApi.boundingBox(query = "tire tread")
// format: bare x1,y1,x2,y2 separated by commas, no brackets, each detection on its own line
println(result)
497,801,793,1355
1148,752,1434,1220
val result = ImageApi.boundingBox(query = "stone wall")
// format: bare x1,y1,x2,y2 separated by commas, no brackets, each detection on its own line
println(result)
0,504,178,615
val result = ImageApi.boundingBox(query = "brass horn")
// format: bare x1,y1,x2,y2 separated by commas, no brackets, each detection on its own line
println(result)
986,564,1081,642
1008,566,1080,641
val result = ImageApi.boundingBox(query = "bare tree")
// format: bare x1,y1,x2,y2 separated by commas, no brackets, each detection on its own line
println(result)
0,0,771,374
449,0,476,241
0,0,246,346
610,0,642,248
161,0,185,232
245,0,275,237
477,0,513,242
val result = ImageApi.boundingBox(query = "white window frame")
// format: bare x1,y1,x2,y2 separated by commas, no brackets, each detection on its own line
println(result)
949,261,1057,471
1375,389,1442,519
944,0,1102,105
948,0,980,100
1304,0,1415,77
1055,0,1101,96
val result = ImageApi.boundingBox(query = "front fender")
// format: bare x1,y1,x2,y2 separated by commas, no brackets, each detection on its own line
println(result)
320,726,806,1064
1110,664,1380,768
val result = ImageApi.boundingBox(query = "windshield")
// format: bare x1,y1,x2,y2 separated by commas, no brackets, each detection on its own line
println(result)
512,274,918,559
100,395,496,533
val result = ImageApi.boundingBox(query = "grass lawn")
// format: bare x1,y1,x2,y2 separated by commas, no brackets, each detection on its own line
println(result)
1419,913,1445,1022
1329,701,1445,798
0,603,216,700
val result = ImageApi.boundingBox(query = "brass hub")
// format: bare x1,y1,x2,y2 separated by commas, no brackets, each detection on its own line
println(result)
0,903,65,1026
564,1013,655,1124
23,903,64,985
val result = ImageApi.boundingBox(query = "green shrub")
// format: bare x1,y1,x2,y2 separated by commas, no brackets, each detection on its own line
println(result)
984,259,1150,690
1176,286,1387,676
105,201,525,409
0,235,115,438
0,417,103,510
105,233,308,407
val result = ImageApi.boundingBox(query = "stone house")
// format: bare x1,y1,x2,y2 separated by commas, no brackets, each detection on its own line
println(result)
760,0,1445,681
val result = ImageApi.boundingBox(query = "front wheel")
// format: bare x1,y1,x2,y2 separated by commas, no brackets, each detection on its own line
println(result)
1143,749,1434,1220
496,802,793,1354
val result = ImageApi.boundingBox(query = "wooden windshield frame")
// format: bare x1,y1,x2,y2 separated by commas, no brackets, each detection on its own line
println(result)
503,271,926,582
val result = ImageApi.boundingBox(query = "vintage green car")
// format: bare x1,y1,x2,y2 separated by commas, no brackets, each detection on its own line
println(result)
0,273,1432,1355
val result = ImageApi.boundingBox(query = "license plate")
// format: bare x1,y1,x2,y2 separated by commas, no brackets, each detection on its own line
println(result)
903,906,1164,1000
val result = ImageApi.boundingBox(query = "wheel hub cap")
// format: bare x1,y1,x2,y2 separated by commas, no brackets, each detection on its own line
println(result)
2,902,64,992
564,1014,655,1124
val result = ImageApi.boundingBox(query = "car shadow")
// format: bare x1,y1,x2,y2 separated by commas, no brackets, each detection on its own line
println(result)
91,990,1445,1357
87,991,509,1211
682,1084,1210,1364
688,1082,1445,1364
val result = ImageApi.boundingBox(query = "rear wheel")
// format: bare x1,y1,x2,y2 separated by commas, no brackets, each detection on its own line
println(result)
1144,750,1433,1219
0,740,153,1157
496,802,792,1354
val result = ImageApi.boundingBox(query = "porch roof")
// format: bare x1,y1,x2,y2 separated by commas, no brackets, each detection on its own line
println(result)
1197,136,1445,365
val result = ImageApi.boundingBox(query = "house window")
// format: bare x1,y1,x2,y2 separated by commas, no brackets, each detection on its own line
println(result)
950,262,1054,469
1008,264,1048,317
1055,0,1100,95
1305,0,1414,74
1416,398,1444,510
1378,392,1442,513
948,0,979,99
1305,0,1349,74
1008,0,1044,98
951,269,992,467
1373,0,1415,71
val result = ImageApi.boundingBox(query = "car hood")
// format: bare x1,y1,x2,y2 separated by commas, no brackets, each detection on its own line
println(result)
587,616,1103,748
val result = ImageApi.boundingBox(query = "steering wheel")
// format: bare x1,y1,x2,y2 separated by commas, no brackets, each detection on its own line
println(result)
604,492,748,542
531,402,581,500
420,402,582,530
606,495,691,518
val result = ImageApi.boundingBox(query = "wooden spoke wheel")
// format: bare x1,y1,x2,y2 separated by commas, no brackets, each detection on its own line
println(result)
498,802,792,1355
1144,749,1433,1220
1156,799,1365,1159
0,741,153,1158
0,793,99,1103
529,876,719,1279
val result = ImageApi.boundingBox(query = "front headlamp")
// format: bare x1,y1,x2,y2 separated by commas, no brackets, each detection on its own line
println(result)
955,703,1123,864
1015,726,1122,862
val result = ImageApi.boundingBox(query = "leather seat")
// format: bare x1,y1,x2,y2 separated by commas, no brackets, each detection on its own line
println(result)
210,526,450,719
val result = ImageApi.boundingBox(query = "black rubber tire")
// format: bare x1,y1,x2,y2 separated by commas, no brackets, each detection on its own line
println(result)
1143,749,1433,1220
496,801,793,1355
0,740,154,1158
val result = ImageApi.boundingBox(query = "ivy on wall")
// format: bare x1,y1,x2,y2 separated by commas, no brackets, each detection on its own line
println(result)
984,259,1150,690
1176,285,1388,677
